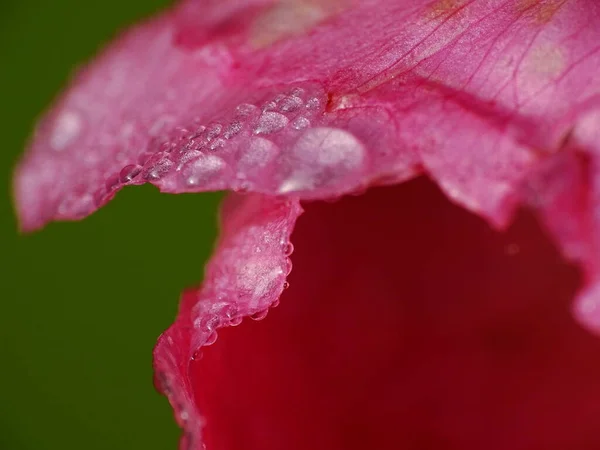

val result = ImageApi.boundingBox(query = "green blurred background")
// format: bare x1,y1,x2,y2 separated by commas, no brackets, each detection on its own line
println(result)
0,1,222,449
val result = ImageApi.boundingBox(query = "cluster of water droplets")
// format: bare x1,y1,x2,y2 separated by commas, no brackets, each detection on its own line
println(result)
86,86,326,206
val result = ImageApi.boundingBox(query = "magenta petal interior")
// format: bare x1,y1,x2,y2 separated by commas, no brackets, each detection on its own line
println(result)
189,178,600,450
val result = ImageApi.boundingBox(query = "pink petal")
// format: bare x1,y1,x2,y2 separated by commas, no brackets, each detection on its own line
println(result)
13,0,600,448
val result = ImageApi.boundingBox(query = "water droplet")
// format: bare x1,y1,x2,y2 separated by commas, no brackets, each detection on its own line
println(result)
284,258,293,275
239,137,279,170
224,121,243,139
204,331,218,346
250,309,269,321
262,101,277,112
119,164,142,183
271,298,281,308
175,150,202,170
278,128,365,193
206,123,222,141
283,242,294,255
254,112,289,135
279,95,303,112
209,138,226,151
236,103,258,116
182,155,226,187
229,316,243,326
143,158,174,181
191,349,203,361
306,97,320,109
282,281,290,290
290,87,305,98
51,110,82,151
105,174,120,192
291,116,310,130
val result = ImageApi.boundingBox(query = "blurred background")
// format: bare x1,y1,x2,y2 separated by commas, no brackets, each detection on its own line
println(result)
0,1,222,449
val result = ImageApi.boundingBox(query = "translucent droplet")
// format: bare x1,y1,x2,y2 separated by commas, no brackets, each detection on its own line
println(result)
229,316,243,326
182,155,226,187
209,138,226,151
176,150,203,170
305,97,320,109
291,116,310,130
282,281,290,290
119,164,142,183
262,101,277,112
278,127,365,193
204,331,218,346
236,103,258,116
105,173,120,192
224,121,242,139
206,123,222,141
283,242,294,256
254,112,289,135
290,87,305,98
191,350,203,361
271,298,281,308
279,96,303,112
143,158,174,181
250,309,269,321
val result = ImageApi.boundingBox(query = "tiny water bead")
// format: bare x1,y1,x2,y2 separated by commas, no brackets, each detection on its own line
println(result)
119,164,142,183
291,116,310,130
209,138,226,151
181,154,226,187
143,158,174,181
204,331,218,346
254,111,289,135
250,309,269,321
283,242,294,256
223,121,243,139
279,95,303,112
105,173,120,192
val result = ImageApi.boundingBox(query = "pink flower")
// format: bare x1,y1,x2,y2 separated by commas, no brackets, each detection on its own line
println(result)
14,0,600,448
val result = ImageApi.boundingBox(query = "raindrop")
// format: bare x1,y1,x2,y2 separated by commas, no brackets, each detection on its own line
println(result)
105,173,120,192
236,103,258,116
291,116,310,130
182,155,226,187
283,242,294,256
204,331,218,346
143,158,174,181
209,138,226,151
282,281,290,290
306,97,321,109
250,309,269,321
206,123,222,141
279,95,303,112
224,121,243,139
229,316,243,326
254,112,289,135
119,164,142,183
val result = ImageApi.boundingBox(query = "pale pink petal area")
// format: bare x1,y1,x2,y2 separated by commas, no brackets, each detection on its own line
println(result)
12,0,600,449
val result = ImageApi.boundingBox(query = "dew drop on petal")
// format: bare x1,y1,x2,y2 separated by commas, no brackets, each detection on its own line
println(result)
143,158,174,181
182,154,226,187
119,164,142,183
279,95,303,112
223,121,243,139
291,116,310,130
254,111,289,135
204,331,218,346
209,138,226,151
250,309,269,321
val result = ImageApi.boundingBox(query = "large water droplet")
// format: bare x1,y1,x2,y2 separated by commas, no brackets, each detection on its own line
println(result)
182,154,226,187
143,158,174,181
291,116,310,130
254,112,289,135
224,121,243,139
305,97,321,110
119,164,142,183
278,127,365,193
209,138,226,151
236,103,258,116
250,309,269,321
279,95,303,112
204,331,218,346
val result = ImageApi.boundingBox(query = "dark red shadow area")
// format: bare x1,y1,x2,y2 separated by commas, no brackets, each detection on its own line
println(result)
191,178,600,450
